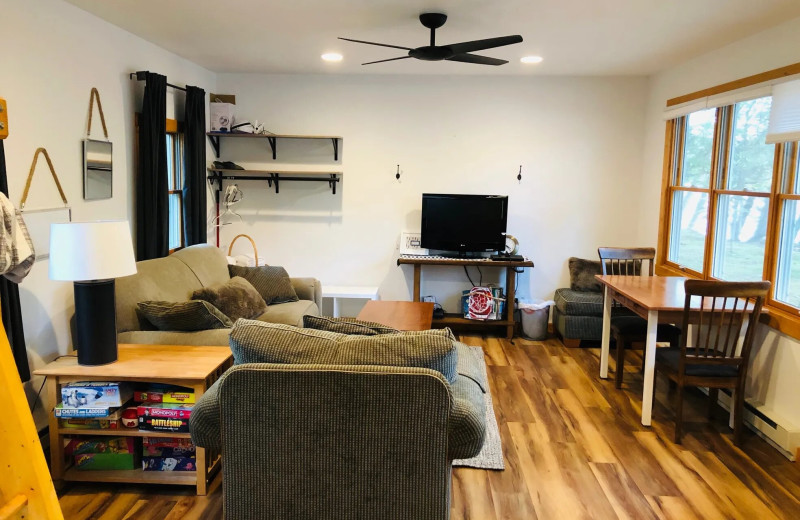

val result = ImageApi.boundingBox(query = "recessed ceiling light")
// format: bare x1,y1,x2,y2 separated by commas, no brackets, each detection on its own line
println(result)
321,53,343,62
521,55,543,64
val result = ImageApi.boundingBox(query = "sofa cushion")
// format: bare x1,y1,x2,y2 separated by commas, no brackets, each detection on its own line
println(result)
118,329,232,346
302,315,400,336
115,255,205,332
256,300,319,328
171,244,231,288
137,300,232,331
228,265,299,305
455,342,487,393
229,320,458,383
569,257,603,292
192,277,267,321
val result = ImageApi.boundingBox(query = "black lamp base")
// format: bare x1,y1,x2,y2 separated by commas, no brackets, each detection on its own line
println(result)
74,280,118,365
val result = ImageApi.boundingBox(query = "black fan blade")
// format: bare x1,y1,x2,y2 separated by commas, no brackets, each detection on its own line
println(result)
446,35,523,55
362,56,412,66
338,37,412,51
446,53,508,66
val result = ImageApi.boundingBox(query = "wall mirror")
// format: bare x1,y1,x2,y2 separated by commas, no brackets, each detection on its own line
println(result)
83,139,112,200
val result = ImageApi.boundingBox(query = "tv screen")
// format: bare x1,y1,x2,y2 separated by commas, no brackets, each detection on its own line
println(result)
421,194,508,254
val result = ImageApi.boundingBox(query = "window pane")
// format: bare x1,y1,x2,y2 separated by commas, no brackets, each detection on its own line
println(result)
668,190,708,271
168,193,182,250
775,199,800,307
166,134,176,190
680,108,716,188
727,97,774,192
711,195,767,281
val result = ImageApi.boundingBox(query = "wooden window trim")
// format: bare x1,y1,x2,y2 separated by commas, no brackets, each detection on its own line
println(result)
658,81,800,340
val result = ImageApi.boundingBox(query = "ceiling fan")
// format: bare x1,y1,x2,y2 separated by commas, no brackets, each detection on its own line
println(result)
339,13,523,66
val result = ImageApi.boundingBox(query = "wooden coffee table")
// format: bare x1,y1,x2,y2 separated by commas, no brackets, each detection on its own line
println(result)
357,300,434,331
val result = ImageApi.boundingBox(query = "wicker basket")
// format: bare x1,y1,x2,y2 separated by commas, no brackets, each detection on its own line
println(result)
227,234,258,266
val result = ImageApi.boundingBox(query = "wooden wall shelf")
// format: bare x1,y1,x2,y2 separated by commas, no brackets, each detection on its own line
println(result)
207,168,342,195
206,132,341,160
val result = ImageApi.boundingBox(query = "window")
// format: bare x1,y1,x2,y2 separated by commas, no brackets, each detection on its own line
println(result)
661,95,800,335
166,128,185,252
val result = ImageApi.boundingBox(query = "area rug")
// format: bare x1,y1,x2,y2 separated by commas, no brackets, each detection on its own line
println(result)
453,346,505,470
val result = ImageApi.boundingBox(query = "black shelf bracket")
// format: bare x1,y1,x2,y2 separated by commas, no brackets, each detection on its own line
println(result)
267,137,277,159
207,135,221,158
332,138,339,161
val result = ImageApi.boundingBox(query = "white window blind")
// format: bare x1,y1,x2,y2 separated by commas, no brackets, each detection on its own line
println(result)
662,85,773,121
766,79,800,144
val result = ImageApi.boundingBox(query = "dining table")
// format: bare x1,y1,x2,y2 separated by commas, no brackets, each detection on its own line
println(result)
596,275,706,426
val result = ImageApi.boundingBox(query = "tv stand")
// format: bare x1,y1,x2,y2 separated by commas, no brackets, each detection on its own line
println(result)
397,255,534,339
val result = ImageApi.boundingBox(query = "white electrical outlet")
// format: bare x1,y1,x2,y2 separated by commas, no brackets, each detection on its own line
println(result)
422,295,436,303
400,231,429,256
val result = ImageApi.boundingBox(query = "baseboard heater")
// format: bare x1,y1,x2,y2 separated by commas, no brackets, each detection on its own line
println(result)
715,389,799,461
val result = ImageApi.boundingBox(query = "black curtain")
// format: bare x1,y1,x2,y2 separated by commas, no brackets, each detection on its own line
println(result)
0,141,31,382
136,72,169,260
183,85,207,246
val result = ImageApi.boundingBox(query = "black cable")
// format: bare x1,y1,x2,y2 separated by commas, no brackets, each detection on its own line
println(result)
30,375,47,413
477,266,483,286
463,265,476,287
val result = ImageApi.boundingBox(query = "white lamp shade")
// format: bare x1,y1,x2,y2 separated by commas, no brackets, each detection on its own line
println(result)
766,80,800,144
49,221,137,281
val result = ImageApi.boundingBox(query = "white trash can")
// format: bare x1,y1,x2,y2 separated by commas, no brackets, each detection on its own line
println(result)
518,299,555,340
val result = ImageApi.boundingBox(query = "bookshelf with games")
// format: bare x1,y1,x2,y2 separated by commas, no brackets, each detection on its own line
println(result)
34,344,233,495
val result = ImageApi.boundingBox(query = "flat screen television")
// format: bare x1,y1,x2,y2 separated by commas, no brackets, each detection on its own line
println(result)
420,193,508,255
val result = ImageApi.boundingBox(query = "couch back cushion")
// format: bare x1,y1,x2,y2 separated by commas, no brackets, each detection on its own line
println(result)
568,257,603,292
171,244,231,287
115,256,205,332
229,320,458,383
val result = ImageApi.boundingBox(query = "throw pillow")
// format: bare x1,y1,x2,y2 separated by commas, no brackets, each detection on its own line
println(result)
302,315,400,336
137,300,233,331
228,265,299,305
229,319,458,383
191,276,267,321
568,257,603,292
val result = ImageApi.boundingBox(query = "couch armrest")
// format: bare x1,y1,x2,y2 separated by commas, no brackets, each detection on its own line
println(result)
448,375,486,460
190,376,224,451
291,277,322,309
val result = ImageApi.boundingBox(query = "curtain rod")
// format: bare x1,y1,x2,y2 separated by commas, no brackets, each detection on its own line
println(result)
129,71,186,92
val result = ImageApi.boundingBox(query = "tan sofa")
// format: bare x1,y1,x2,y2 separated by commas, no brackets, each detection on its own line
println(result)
114,244,322,345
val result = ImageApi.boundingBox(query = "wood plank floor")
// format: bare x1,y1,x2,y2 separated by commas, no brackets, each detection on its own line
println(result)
58,335,800,519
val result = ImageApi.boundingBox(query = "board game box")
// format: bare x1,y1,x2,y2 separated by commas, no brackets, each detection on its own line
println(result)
143,437,196,457
142,456,197,471
59,408,122,429
61,382,132,408
134,387,195,404
74,452,137,470
55,403,116,418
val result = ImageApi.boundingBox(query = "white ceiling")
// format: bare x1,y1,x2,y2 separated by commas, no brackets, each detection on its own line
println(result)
66,0,800,76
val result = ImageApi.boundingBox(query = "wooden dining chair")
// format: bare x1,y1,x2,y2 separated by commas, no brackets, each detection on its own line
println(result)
598,247,681,388
653,279,769,445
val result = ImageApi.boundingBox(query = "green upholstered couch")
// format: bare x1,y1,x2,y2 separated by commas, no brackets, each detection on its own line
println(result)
190,319,487,520
114,244,322,345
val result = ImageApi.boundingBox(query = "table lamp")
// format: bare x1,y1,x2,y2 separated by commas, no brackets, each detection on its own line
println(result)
49,221,137,365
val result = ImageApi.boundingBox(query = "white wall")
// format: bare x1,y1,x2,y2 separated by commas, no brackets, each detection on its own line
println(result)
639,16,800,434
215,73,648,314
4,0,216,428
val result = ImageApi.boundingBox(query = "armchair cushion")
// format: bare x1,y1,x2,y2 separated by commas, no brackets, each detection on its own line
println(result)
137,300,232,331
448,374,487,460
229,320,458,383
228,265,299,305
302,315,400,336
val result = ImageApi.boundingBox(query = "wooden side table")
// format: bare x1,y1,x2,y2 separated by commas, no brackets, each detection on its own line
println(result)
34,344,233,495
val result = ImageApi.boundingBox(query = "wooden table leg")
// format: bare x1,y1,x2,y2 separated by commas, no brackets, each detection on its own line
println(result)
505,266,515,339
600,286,612,379
193,383,208,496
46,377,64,481
640,310,659,426
413,264,421,302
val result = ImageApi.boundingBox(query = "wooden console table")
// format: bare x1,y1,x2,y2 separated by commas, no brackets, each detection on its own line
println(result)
34,344,233,495
397,256,534,339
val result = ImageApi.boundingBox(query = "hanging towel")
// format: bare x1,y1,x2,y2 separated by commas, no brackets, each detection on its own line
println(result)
0,192,35,283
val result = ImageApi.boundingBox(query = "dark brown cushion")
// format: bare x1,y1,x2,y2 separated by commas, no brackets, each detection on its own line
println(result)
191,276,267,321
229,320,458,383
568,257,603,292
137,300,233,331
302,315,399,335
228,265,299,305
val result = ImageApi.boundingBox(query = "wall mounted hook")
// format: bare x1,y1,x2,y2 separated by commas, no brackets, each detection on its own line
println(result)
517,165,522,183
396,164,401,182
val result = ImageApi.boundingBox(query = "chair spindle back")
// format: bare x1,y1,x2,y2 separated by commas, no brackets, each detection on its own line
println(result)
598,247,655,277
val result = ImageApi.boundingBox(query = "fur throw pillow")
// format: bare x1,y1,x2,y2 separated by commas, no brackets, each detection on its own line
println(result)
568,257,603,292
191,276,267,321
